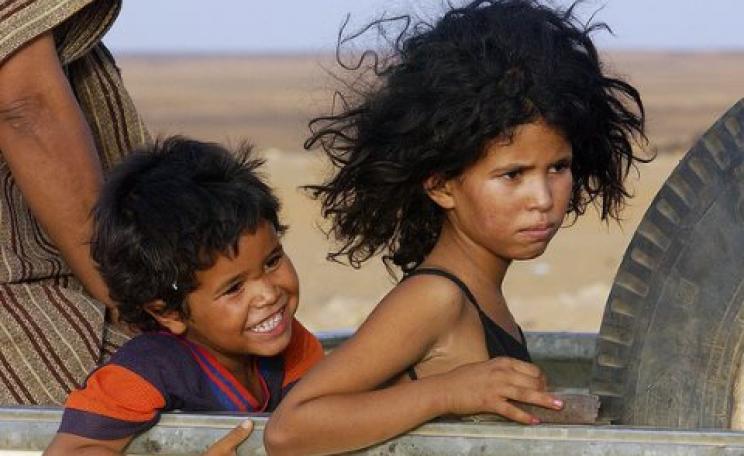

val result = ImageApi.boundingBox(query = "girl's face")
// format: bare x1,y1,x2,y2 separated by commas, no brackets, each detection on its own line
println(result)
443,119,573,262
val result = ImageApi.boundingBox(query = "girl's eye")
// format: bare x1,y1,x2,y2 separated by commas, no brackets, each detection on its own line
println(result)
501,170,522,180
550,160,572,173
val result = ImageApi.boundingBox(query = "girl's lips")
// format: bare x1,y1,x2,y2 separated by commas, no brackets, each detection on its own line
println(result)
519,224,556,241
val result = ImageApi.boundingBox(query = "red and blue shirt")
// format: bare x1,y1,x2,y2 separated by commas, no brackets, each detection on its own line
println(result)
58,319,323,440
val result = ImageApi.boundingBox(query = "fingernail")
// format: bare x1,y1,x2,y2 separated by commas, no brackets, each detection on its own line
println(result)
240,419,253,429
530,417,541,425
553,399,564,409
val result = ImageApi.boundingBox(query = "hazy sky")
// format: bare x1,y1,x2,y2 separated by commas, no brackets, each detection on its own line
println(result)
106,0,744,53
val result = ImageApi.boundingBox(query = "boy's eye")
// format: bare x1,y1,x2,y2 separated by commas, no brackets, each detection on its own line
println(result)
224,282,244,296
265,251,284,271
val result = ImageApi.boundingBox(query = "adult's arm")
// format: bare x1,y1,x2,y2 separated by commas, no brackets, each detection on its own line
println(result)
0,32,115,312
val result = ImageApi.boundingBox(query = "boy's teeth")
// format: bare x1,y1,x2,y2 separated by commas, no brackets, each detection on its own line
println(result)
250,311,283,333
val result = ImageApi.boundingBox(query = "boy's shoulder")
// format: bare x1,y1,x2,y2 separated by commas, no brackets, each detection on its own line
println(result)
281,320,323,382
105,331,199,378
116,323,322,397
58,332,191,441
111,325,321,380
58,333,211,440
110,331,191,364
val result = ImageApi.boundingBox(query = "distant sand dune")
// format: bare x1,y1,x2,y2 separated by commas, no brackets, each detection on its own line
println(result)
117,52,744,332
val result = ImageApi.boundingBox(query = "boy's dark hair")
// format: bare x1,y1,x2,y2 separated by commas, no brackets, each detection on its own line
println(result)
92,137,284,331
305,0,649,273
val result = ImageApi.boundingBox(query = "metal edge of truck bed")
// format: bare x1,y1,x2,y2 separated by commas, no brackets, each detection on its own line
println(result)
3,407,744,455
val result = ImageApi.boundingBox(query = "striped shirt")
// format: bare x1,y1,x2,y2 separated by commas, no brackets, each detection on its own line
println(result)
59,319,324,440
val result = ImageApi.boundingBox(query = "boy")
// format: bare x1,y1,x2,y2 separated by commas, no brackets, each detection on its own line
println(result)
45,137,323,454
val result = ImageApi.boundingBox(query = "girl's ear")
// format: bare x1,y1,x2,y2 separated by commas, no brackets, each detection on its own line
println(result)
424,174,456,210
144,299,187,335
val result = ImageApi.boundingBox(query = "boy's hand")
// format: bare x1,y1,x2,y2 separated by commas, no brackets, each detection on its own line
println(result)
203,419,253,456
441,357,563,424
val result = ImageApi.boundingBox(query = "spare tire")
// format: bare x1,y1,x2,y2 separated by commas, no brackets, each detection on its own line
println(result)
590,99,744,428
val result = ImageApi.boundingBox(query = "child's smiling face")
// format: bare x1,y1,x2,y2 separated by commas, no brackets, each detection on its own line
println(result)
165,221,299,368
438,119,573,262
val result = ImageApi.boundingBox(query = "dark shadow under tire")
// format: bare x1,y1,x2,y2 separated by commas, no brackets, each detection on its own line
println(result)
590,98,744,428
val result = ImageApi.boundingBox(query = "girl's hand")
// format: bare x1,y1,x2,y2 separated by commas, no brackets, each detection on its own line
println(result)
441,357,563,424
203,420,253,456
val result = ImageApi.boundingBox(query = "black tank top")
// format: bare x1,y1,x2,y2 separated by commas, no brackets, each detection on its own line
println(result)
403,268,531,380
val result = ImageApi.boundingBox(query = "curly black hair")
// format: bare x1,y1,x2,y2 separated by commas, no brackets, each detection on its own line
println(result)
91,137,285,331
305,0,649,273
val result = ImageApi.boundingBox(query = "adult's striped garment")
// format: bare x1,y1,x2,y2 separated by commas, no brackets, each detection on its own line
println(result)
0,0,149,405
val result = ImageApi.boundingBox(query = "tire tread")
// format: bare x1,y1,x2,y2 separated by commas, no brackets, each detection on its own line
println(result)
590,98,744,425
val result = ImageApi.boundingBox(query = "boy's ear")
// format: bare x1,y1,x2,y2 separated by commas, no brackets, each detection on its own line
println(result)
143,299,187,335
423,174,456,210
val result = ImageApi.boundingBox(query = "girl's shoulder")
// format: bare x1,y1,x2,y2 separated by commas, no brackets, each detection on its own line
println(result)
380,271,471,323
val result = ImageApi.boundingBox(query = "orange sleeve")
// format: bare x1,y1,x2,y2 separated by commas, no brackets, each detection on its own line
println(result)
65,364,166,423
282,319,324,387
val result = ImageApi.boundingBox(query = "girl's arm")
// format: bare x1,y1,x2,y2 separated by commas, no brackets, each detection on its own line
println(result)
264,277,562,456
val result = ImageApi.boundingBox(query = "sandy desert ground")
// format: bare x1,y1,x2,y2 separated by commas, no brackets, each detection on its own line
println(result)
116,52,744,332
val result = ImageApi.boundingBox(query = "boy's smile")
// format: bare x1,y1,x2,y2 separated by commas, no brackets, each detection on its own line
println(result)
248,305,287,334
164,221,300,373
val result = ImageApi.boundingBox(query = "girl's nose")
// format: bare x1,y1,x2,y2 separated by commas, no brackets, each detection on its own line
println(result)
527,177,553,212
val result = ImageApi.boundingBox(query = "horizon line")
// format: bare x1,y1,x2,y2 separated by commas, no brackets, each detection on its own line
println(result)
111,48,744,59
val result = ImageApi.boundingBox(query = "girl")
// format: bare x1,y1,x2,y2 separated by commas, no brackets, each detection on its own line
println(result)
266,1,647,454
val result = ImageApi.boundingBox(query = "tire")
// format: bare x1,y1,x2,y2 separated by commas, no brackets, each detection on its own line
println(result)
590,98,744,428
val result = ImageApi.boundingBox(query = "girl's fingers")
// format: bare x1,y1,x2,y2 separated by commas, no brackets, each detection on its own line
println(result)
498,357,543,378
490,357,548,390
491,369,545,392
507,388,564,411
492,401,539,425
